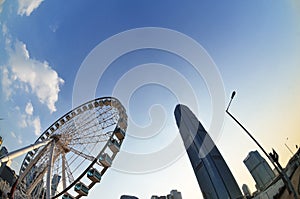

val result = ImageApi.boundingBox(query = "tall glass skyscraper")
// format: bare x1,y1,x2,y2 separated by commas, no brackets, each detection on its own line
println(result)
243,151,275,191
174,104,243,199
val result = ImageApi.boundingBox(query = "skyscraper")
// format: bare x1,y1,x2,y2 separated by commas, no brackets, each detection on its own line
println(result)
243,151,275,191
174,104,243,199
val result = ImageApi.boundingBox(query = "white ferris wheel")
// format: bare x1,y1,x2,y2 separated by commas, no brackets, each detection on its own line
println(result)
0,97,127,199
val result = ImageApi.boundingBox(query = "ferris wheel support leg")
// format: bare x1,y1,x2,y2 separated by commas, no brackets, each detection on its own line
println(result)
62,152,67,190
46,141,55,199
0,139,52,164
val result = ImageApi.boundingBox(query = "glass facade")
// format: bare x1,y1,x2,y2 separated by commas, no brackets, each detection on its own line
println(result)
174,104,243,199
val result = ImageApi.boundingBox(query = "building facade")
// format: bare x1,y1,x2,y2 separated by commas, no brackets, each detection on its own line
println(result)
174,104,243,199
243,150,275,191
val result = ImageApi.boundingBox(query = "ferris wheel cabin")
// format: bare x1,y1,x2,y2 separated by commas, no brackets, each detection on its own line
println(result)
87,168,102,183
74,182,89,196
108,138,120,153
99,153,112,167
62,193,75,199
114,127,125,140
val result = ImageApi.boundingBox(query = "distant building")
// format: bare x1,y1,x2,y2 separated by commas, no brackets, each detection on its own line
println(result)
169,190,182,199
242,184,251,199
0,164,17,186
120,195,139,199
0,147,12,167
0,146,17,187
0,147,8,157
174,104,243,199
0,179,11,198
151,190,182,199
244,151,275,191
151,196,166,199
51,174,61,196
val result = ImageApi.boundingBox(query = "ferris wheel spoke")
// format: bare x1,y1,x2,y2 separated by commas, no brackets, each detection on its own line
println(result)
71,112,117,135
69,147,96,162
69,133,111,146
67,107,115,135
63,116,116,143
64,155,75,184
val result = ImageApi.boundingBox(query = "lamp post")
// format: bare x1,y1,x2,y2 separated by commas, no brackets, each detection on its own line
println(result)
285,138,295,156
226,91,297,199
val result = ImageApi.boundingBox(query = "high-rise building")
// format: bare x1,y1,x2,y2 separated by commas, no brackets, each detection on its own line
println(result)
120,195,139,199
243,150,275,191
174,104,243,199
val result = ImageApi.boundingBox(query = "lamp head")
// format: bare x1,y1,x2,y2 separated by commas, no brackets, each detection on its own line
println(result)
231,91,236,99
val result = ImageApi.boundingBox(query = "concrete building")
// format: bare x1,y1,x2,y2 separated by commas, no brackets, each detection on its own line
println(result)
174,104,243,199
244,151,275,191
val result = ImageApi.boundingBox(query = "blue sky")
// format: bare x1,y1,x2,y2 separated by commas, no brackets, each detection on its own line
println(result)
1,0,300,198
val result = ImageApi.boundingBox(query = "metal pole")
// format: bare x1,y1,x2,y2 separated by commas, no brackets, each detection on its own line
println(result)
62,152,67,190
285,143,294,156
0,139,51,164
226,92,298,199
226,110,271,161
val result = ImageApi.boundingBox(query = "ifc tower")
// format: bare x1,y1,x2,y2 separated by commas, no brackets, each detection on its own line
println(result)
174,104,243,199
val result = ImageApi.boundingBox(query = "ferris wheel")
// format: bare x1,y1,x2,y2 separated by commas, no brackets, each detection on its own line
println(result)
3,97,127,199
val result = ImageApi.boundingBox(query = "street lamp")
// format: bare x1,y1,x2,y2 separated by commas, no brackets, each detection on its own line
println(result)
226,91,297,199
285,138,294,157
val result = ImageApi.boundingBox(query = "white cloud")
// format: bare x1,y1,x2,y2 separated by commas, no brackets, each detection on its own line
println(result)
10,131,23,145
32,117,41,136
25,101,33,115
19,114,28,128
0,0,5,13
10,131,16,138
2,23,7,36
8,40,64,113
14,106,41,136
17,0,43,16
1,66,13,100
49,23,59,33
18,136,23,144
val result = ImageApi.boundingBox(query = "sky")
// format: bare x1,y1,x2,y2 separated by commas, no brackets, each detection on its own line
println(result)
0,0,300,198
